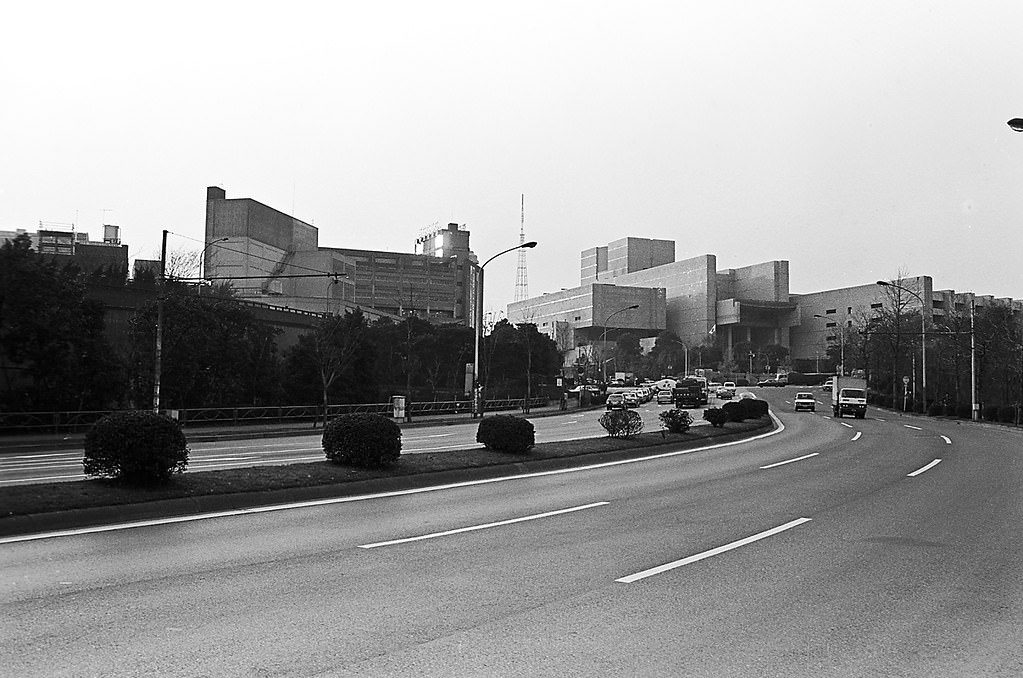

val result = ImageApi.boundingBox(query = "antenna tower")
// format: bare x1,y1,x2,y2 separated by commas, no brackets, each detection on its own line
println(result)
514,194,529,302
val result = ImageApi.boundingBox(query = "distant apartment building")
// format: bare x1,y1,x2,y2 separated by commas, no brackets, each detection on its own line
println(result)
203,187,480,324
1,225,128,276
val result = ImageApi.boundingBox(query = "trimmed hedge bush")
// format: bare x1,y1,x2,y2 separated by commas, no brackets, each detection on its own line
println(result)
722,401,746,422
702,408,728,428
476,414,535,453
83,410,189,484
322,413,402,468
598,409,643,437
658,408,693,434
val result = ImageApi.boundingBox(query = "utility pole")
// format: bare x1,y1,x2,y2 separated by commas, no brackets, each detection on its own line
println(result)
153,229,168,413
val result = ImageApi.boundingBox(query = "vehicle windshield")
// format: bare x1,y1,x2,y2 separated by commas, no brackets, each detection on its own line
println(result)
841,389,866,398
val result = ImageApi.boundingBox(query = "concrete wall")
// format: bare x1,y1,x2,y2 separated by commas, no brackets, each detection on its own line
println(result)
612,255,717,345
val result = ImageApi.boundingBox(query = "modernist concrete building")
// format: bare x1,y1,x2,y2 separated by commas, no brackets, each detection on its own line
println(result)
509,237,798,369
204,187,480,323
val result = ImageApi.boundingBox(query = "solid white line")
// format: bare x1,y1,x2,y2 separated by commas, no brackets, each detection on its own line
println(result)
904,424,922,431
907,459,942,477
2,415,787,544
875,417,887,422
851,432,862,441
357,502,610,549
760,453,819,469
941,436,952,445
840,422,854,428
616,518,812,583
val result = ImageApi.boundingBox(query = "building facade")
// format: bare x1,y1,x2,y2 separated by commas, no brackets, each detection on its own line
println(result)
204,187,480,324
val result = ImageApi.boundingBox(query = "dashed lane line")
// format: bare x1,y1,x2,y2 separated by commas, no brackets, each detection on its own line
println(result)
908,459,942,477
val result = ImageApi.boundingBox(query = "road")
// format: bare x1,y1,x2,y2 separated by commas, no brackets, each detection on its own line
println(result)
0,399,703,486
3,389,1022,676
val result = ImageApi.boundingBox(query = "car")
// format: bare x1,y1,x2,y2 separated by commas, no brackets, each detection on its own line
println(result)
606,393,626,410
820,378,835,392
793,392,816,412
739,391,757,400
656,389,674,404
623,392,640,408
716,381,736,399
757,379,782,387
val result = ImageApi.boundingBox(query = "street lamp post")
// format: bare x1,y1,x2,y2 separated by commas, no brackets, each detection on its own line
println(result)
199,237,229,289
877,280,927,411
814,313,845,375
600,304,640,383
473,240,537,417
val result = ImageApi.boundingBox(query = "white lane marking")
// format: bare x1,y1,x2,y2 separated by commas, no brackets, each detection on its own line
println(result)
760,453,819,469
616,518,812,583
2,415,787,544
404,433,455,440
840,422,854,428
851,432,862,441
907,459,942,477
941,436,952,445
357,502,609,549
903,425,922,431
1,473,86,485
875,417,887,422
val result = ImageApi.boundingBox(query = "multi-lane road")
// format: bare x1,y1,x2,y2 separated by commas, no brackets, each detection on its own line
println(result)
3,389,1022,676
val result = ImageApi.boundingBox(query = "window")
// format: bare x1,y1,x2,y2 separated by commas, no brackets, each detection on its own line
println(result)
847,306,852,314
871,302,883,309
826,322,837,328
825,308,836,314
575,315,581,321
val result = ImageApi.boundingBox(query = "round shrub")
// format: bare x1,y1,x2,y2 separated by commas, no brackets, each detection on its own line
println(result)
83,410,189,484
997,406,1017,424
322,413,402,468
739,398,769,419
702,408,728,428
658,408,693,434
476,414,535,453
722,402,745,422
598,409,643,437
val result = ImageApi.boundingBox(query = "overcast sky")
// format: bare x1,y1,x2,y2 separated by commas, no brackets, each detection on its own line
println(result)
4,1,1022,315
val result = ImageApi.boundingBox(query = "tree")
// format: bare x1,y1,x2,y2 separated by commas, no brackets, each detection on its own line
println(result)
129,292,284,409
0,235,122,411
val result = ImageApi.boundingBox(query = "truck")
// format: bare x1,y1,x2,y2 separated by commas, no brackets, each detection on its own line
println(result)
831,377,867,419
672,378,704,409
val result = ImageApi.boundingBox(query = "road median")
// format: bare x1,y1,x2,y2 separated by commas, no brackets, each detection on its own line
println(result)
1,417,774,539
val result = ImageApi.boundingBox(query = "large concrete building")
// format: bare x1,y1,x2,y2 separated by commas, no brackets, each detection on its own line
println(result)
509,237,798,369
204,187,480,323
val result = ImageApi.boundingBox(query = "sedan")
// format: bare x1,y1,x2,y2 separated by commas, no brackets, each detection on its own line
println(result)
793,392,816,412
655,389,674,405
623,392,640,408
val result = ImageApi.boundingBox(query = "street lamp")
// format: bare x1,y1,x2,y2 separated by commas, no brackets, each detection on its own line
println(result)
600,304,640,382
473,240,538,417
877,280,927,411
325,273,351,316
814,313,845,375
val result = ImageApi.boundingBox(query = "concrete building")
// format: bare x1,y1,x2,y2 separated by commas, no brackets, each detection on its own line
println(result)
509,237,797,370
204,187,480,323
1,225,128,276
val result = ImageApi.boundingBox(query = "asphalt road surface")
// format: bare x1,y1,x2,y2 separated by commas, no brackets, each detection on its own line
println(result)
3,389,1022,676
0,399,702,486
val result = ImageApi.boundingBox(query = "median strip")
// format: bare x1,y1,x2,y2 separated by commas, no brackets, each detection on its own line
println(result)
616,518,812,583
357,502,609,549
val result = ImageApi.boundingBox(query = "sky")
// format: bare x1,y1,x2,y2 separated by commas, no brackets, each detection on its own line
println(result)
3,1,1022,316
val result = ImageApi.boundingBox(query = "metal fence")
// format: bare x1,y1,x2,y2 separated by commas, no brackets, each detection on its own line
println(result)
0,397,550,435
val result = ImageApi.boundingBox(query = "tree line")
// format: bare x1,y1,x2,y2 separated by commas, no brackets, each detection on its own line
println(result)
0,235,561,413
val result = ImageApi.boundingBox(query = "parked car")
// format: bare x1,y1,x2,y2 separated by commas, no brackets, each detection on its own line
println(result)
606,393,626,410
793,392,816,412
656,389,674,405
623,391,640,408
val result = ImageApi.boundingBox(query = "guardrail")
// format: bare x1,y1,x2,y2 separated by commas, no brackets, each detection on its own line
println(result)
0,397,550,435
